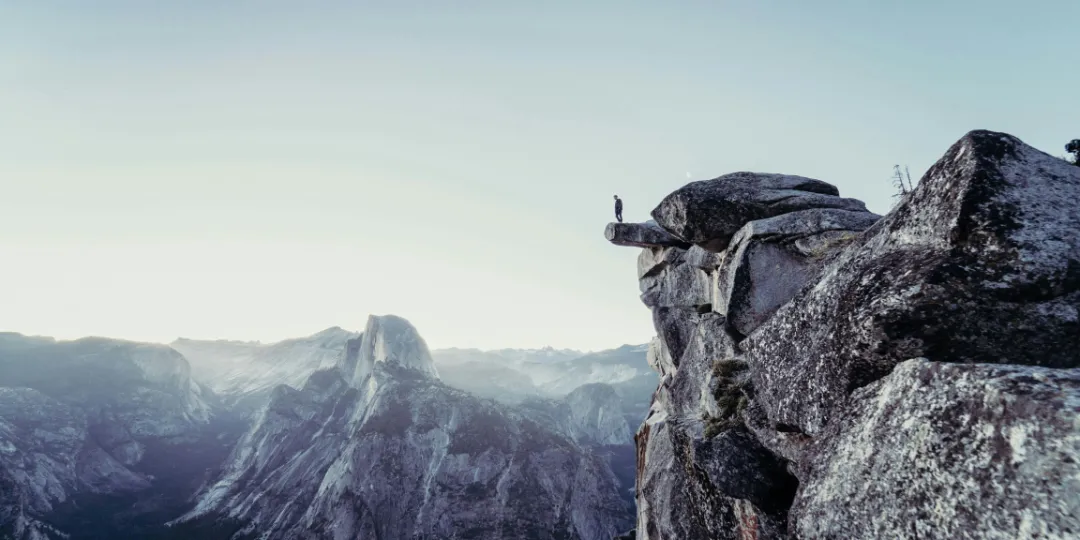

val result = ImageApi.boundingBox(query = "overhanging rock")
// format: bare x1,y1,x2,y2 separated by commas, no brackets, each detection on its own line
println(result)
605,221,690,248
650,172,869,251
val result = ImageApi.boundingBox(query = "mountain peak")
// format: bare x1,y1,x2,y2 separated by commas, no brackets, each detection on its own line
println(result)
343,315,439,385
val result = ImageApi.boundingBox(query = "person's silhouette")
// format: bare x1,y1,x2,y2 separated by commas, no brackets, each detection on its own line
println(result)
614,195,623,223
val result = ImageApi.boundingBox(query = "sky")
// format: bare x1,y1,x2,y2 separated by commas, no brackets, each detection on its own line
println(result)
1,1,1077,351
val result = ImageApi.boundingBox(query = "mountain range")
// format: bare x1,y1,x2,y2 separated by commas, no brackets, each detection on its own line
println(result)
0,322,649,539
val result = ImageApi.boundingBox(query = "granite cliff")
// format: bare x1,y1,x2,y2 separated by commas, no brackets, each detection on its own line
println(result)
607,130,1080,539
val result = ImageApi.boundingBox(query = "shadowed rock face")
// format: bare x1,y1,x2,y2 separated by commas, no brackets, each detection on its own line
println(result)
177,315,633,540
607,130,1080,539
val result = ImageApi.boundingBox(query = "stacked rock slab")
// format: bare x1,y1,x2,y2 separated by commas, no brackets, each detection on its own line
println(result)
608,130,1080,539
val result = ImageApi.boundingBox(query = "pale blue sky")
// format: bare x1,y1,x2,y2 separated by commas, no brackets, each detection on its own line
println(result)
1,1,1076,350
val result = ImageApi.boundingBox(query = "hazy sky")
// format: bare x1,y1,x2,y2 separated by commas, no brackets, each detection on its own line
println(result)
1,1,1076,350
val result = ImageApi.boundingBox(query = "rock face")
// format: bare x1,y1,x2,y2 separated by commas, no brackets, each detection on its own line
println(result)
177,315,633,540
715,208,880,337
608,130,1080,539
743,130,1080,436
0,334,226,539
793,359,1080,540
173,326,360,409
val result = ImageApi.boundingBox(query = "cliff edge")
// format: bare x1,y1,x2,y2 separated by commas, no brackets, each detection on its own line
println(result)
608,130,1080,539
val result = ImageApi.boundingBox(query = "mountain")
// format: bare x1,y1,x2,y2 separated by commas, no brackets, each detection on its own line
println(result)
436,360,543,404
0,333,240,539
173,315,633,540
433,344,656,424
172,327,359,408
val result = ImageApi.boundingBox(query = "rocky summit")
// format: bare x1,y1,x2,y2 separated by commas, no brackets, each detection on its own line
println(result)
607,130,1080,539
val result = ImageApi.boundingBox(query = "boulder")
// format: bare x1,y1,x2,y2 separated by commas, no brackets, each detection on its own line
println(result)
605,221,690,249
742,130,1080,436
650,172,868,251
714,208,880,336
793,359,1080,540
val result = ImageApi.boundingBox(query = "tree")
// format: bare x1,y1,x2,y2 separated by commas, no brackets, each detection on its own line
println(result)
891,164,915,197
1066,139,1080,166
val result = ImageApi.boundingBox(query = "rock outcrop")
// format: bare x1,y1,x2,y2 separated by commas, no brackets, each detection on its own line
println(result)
176,315,633,540
608,130,1080,539
650,172,870,251
606,221,689,249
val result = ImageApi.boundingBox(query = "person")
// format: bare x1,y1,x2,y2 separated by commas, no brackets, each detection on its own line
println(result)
614,195,623,223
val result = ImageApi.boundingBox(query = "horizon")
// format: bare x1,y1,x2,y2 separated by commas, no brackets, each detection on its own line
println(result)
2,1,1076,350
1,323,648,354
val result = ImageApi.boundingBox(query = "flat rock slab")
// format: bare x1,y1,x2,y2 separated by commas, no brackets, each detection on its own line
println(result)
650,172,869,251
793,359,1080,540
742,130,1080,436
605,221,690,248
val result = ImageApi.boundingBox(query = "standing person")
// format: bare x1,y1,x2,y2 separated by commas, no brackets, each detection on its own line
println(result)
614,195,623,223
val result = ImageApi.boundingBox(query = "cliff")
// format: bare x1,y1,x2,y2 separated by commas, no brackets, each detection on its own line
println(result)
0,335,227,539
607,130,1080,539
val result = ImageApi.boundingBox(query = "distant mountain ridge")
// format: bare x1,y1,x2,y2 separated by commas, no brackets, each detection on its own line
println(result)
0,324,647,539
0,333,232,539
172,315,633,540
171,327,359,407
